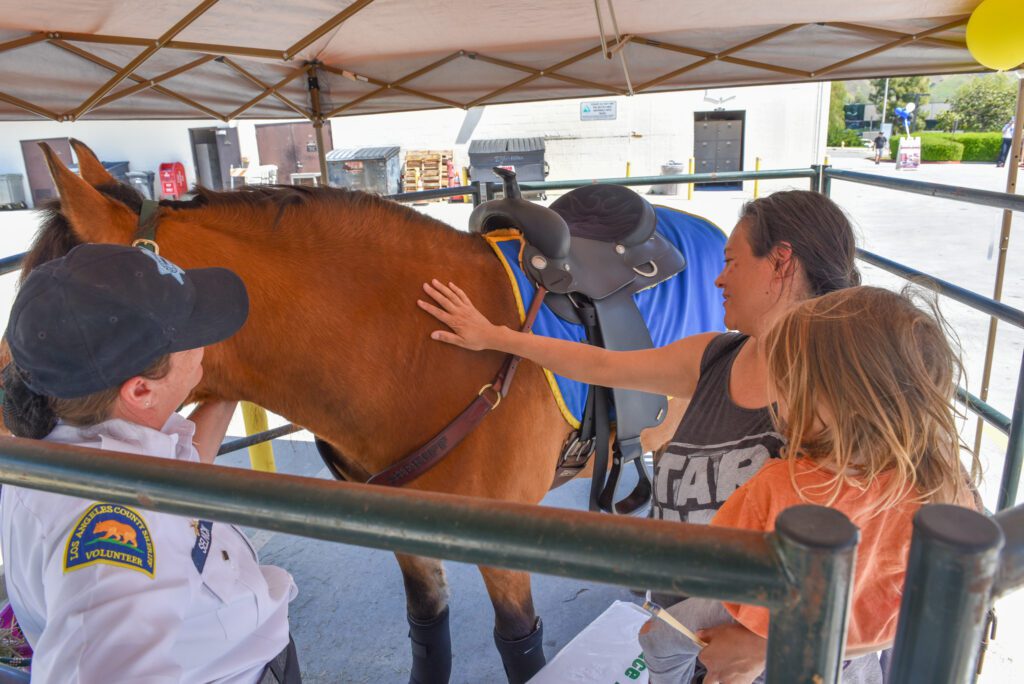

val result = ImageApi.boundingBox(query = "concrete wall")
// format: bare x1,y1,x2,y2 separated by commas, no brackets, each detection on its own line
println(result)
0,82,829,206
327,82,830,193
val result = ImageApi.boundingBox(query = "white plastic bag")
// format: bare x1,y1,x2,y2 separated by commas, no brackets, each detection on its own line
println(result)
529,601,650,683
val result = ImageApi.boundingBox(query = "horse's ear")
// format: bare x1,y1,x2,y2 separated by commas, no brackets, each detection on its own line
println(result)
69,138,116,187
39,143,136,244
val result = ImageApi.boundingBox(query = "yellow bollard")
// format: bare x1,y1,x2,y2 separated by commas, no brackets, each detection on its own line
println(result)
625,161,631,178
824,155,831,166
753,157,762,199
241,401,276,472
687,157,694,201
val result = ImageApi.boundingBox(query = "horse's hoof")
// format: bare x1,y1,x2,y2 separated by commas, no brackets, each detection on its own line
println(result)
494,617,546,684
407,606,452,684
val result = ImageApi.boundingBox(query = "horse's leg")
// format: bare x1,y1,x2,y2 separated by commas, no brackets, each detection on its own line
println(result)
478,566,546,684
396,553,452,684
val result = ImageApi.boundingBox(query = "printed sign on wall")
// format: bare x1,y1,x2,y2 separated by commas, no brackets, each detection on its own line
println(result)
581,101,617,121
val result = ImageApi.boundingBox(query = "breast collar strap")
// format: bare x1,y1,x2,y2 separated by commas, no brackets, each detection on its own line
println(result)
131,199,162,254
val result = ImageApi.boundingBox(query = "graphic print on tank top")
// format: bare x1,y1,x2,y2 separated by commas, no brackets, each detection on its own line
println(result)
653,432,784,524
652,332,784,525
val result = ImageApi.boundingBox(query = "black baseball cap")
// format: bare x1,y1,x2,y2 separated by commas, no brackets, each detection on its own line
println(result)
6,244,249,399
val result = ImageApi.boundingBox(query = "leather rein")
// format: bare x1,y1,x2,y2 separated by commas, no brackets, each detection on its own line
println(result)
132,200,548,488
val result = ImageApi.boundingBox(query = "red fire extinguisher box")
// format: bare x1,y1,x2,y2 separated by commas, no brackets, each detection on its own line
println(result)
158,162,187,199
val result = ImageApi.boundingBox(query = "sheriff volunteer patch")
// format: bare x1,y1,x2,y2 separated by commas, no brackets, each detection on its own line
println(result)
63,503,155,578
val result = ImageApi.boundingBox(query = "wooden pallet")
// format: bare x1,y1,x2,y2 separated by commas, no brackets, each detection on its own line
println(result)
403,150,453,197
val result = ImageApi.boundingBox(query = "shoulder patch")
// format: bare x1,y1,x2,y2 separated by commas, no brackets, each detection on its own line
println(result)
63,503,156,578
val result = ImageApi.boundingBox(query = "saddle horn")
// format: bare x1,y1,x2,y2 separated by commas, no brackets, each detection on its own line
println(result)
468,168,570,260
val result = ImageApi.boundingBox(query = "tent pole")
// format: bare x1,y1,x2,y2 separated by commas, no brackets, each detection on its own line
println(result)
972,75,1024,463
307,64,330,186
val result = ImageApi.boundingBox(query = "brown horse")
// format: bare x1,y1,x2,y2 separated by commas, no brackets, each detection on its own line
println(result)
16,140,689,682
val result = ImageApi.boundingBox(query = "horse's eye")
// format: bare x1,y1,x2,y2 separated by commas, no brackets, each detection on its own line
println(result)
109,316,118,324
135,271,144,278
37,331,46,340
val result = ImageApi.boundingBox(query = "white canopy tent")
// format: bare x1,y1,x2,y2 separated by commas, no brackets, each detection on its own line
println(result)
0,0,997,124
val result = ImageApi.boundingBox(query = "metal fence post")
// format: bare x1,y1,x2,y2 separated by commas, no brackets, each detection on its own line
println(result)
472,180,487,207
764,505,858,683
821,164,833,197
997,349,1024,511
809,164,823,193
888,505,1004,683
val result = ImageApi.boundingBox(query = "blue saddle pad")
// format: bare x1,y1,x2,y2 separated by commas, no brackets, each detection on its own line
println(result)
485,206,727,428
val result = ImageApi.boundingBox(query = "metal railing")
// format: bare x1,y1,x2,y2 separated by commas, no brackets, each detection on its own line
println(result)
0,435,1017,683
821,166,1024,512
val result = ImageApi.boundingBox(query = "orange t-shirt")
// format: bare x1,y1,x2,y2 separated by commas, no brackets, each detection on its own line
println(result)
710,458,921,649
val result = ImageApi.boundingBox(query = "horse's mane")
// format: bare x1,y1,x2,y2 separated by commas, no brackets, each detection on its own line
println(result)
24,182,469,282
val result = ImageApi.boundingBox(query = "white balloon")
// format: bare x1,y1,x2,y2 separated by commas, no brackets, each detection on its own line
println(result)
905,102,917,113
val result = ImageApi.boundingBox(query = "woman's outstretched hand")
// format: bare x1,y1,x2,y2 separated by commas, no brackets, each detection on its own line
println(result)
418,279,502,351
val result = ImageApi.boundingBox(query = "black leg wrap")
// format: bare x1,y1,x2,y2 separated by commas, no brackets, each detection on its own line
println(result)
407,606,452,684
494,618,546,684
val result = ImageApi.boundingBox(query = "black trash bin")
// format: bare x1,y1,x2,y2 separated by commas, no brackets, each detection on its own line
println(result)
126,171,156,200
468,138,547,184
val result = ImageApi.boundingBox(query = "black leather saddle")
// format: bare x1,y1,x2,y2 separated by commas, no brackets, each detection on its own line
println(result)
469,168,686,515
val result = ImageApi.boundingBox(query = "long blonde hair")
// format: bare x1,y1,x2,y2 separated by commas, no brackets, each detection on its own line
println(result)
763,286,979,510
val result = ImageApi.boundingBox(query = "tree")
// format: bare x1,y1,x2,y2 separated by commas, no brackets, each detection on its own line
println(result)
829,81,848,132
870,76,931,131
826,82,861,146
940,74,1016,132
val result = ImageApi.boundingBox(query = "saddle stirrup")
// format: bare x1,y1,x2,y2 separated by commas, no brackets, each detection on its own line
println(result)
597,438,653,516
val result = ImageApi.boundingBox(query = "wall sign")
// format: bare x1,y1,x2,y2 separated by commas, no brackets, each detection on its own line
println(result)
581,101,617,121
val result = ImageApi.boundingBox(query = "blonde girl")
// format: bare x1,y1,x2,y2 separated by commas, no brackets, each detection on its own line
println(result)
640,286,980,684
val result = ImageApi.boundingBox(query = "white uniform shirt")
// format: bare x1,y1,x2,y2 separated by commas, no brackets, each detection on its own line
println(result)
0,415,297,683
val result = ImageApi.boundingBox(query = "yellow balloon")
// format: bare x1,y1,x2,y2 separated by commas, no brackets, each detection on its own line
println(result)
967,0,1024,71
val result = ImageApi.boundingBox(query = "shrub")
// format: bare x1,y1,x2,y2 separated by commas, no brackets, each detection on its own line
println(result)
828,127,864,147
942,133,1002,162
921,139,964,162
888,135,964,162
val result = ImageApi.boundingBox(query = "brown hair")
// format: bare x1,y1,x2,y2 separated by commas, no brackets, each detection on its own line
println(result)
740,190,861,296
763,286,979,510
3,355,172,438
50,354,172,426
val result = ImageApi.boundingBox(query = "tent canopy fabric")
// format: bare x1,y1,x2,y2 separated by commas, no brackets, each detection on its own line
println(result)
0,1,995,122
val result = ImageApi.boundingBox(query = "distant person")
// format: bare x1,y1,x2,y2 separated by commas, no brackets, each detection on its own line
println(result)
873,132,887,164
997,117,1015,167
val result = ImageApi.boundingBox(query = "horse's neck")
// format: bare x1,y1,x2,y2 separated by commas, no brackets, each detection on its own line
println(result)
195,205,510,463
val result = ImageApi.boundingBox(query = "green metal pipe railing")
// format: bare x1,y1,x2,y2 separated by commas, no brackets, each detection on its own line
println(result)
388,184,479,204
0,252,25,276
1001,358,1024,510
518,167,817,192
825,168,1024,214
994,503,1024,598
0,436,788,602
855,249,1024,329
889,505,1005,683
217,423,302,455
0,435,864,682
956,387,1011,436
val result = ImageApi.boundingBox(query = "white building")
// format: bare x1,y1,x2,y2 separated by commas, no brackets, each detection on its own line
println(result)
0,82,829,208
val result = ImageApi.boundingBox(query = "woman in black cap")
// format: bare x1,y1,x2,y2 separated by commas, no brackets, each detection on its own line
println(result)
0,244,299,683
